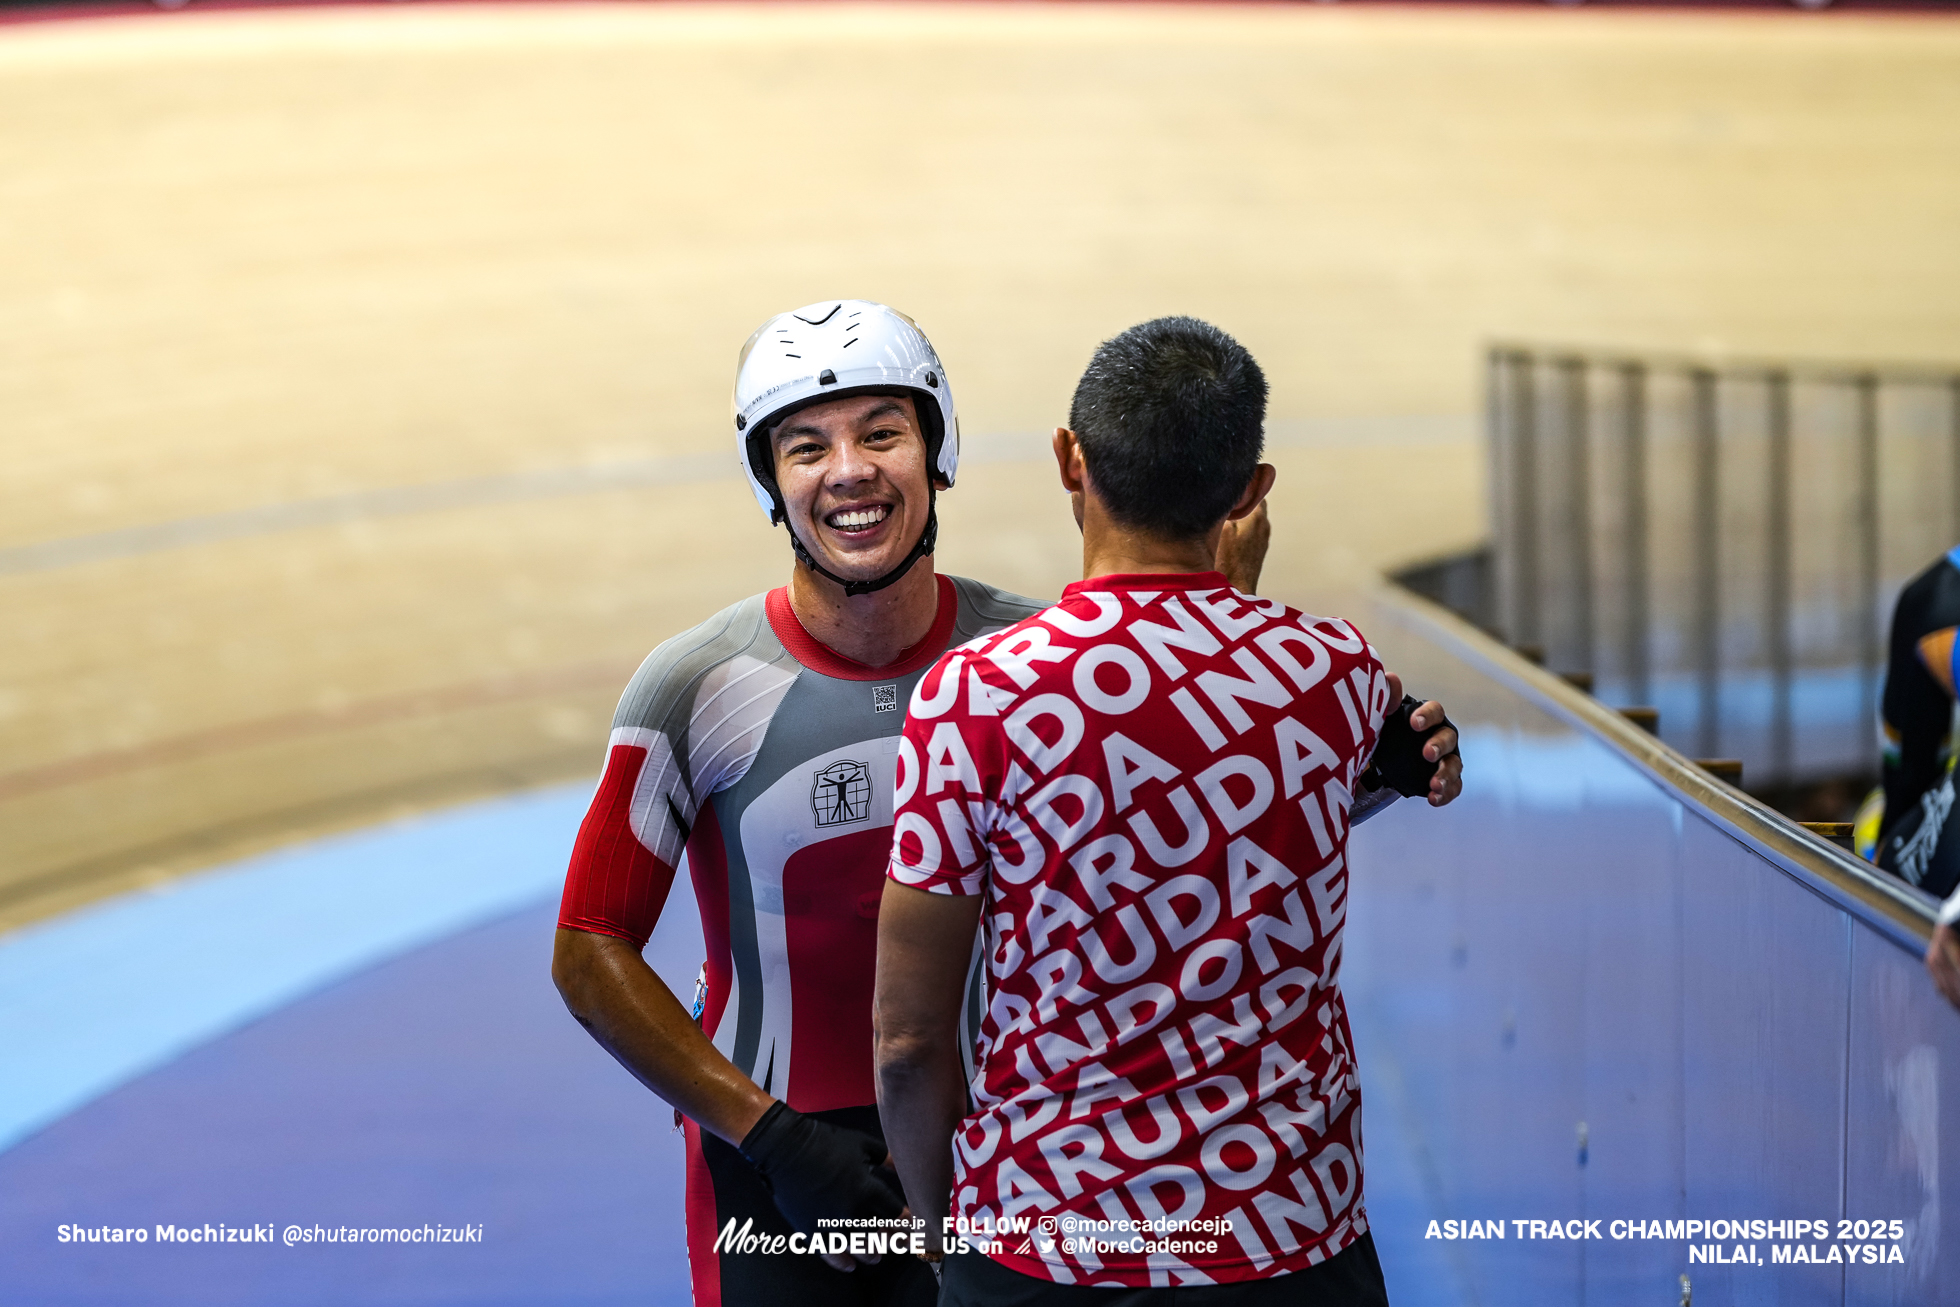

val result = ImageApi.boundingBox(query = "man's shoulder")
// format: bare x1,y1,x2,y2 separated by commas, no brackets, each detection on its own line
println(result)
938,578,1378,661
1020,585,1382,722
1117,579,1375,654
613,592,791,731
1280,604,1374,654
944,574,1048,644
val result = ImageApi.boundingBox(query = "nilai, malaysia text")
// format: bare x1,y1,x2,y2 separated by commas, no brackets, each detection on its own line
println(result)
1425,1218,1907,1266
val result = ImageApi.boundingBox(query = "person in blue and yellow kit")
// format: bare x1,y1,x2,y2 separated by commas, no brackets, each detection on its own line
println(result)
1864,545,1960,1008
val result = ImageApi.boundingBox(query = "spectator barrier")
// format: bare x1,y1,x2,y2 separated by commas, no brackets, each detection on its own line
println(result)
1345,580,1953,1305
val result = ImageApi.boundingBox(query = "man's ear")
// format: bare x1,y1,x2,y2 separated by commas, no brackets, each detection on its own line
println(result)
1052,428,1089,533
1225,462,1277,522
1052,428,1087,494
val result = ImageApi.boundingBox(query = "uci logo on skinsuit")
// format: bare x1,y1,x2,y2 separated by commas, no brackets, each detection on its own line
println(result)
810,760,872,826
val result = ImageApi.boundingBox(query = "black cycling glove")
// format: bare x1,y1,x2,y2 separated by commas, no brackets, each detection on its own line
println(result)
1361,695,1457,798
738,1101,904,1233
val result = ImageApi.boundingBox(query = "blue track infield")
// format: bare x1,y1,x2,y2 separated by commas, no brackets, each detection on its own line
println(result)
0,786,1457,1306
0,897,693,1306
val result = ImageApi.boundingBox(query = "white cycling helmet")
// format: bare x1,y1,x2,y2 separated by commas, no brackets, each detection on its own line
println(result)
731,300,960,595
734,300,960,522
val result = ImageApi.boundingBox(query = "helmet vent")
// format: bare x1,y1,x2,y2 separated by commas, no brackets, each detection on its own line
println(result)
793,303,842,326
735,415,747,431
926,372,938,388
819,369,838,385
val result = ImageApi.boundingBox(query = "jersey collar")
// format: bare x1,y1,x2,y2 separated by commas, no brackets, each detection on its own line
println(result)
765,573,959,682
1062,570,1234,598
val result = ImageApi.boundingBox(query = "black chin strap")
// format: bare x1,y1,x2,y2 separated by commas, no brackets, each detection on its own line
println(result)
787,486,939,598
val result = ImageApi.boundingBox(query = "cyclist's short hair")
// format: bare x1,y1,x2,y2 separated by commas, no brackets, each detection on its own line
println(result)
1067,316,1267,541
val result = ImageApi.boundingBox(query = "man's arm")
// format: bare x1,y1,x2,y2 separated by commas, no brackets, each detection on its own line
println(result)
554,930,889,1272
873,881,986,1255
551,929,772,1143
1211,504,1461,805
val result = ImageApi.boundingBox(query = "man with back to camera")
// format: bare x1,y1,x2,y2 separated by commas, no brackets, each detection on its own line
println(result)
874,316,1462,1305
550,302,1459,1304
551,300,1302,1306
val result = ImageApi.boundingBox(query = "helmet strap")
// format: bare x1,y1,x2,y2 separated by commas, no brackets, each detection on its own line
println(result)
785,484,939,599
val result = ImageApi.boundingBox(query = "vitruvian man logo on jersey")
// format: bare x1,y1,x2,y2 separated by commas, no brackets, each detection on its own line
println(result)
810,759,872,826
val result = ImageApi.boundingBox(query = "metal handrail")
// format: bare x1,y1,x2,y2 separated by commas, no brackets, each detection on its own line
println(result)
1486,341,1960,787
1372,578,1939,955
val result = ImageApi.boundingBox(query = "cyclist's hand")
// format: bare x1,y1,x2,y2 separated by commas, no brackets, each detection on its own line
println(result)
740,1101,902,1272
1411,697,1462,806
1378,674,1461,807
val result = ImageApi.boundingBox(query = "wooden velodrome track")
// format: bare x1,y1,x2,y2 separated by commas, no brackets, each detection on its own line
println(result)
3,1,1959,931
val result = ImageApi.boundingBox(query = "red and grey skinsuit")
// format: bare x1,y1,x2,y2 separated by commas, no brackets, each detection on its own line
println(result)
558,573,1043,1306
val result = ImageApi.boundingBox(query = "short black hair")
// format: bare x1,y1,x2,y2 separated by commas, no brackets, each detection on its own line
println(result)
1067,316,1267,540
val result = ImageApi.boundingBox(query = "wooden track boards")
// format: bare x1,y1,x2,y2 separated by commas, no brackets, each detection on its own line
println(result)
3,3,1958,927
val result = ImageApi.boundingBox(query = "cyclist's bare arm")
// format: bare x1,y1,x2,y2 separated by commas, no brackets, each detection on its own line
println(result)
552,928,772,1145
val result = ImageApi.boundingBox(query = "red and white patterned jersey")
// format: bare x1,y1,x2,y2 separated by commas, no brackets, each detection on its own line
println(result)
887,571,1390,1288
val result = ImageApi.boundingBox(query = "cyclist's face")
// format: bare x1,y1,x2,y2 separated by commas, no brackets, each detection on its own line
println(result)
771,394,935,584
